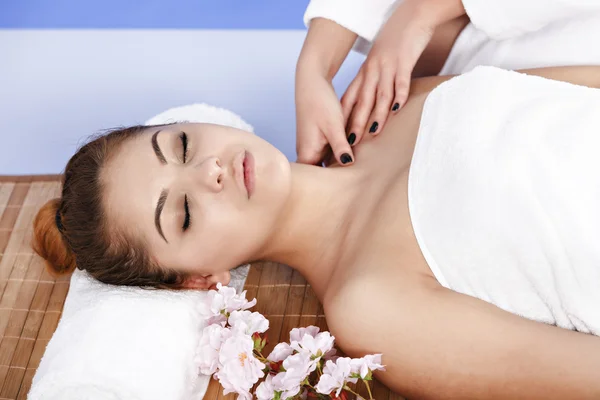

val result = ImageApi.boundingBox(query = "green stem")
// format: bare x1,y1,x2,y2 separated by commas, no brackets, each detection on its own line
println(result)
363,380,374,400
253,350,268,363
343,385,362,398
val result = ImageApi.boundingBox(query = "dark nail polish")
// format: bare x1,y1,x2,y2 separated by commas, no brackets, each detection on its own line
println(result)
392,102,400,111
340,153,353,164
347,133,356,145
369,121,379,134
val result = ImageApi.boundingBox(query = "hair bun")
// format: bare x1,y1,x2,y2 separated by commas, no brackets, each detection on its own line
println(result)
32,198,76,275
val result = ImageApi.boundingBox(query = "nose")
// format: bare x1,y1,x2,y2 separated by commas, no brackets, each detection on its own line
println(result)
197,157,223,193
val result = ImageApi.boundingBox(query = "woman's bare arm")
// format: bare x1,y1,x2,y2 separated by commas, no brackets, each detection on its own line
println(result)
410,65,600,96
328,281,600,399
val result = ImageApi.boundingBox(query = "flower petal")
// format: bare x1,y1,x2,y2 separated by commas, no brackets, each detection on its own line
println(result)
315,374,340,395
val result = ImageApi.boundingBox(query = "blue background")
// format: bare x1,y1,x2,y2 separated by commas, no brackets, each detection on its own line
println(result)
0,0,308,29
0,1,364,175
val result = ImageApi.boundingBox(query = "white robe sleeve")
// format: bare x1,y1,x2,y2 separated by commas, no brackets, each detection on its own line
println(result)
462,0,600,40
303,0,399,54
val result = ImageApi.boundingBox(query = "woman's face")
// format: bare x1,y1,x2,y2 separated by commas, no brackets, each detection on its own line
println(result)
103,123,291,280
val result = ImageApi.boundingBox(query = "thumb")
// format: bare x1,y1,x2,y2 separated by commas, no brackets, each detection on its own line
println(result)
296,143,327,166
325,124,355,166
296,124,329,165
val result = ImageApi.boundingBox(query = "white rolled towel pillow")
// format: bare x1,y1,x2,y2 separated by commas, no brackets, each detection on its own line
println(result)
144,102,254,131
28,104,253,400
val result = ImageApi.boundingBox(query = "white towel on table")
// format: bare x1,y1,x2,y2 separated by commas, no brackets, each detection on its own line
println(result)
28,103,253,400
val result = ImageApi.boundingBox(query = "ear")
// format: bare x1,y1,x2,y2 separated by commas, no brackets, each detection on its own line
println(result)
181,275,212,290
181,272,231,290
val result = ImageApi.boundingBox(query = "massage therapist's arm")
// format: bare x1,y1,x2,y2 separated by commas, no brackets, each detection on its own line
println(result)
297,17,357,83
329,282,600,399
295,18,358,166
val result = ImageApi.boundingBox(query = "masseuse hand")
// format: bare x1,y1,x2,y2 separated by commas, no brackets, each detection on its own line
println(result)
295,0,465,165
343,0,465,145
295,18,358,166
296,69,351,165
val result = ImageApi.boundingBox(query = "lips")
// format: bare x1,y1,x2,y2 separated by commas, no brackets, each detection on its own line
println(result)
242,151,255,199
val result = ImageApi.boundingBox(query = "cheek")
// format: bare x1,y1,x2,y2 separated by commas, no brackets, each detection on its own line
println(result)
203,207,249,246
190,207,249,266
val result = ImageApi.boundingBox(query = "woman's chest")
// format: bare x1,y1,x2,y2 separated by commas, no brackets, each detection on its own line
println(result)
344,92,429,215
354,106,422,177
323,182,435,312
323,94,435,300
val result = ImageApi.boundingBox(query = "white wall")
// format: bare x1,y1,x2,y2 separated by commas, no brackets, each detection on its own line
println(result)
0,29,364,175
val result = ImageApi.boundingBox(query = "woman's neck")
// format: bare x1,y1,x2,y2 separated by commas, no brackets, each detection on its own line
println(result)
257,163,365,294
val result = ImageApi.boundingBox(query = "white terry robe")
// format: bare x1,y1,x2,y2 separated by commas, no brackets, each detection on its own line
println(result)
302,0,600,73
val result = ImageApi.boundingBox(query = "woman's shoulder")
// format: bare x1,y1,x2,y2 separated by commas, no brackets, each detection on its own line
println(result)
323,269,437,344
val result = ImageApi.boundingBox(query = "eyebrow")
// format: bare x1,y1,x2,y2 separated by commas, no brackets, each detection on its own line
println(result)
152,130,167,165
155,189,169,243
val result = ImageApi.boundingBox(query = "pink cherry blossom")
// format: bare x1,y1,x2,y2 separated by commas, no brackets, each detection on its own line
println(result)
315,358,357,397
228,310,269,335
350,354,385,379
271,373,301,400
196,324,232,375
216,332,265,398
217,283,257,313
324,347,338,361
289,326,320,343
198,283,257,320
291,331,335,359
207,314,228,326
197,289,223,319
196,286,388,400
271,352,316,399
256,374,277,400
266,342,293,363
283,350,318,377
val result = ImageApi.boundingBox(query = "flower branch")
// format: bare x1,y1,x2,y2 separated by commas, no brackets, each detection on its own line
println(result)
196,283,385,400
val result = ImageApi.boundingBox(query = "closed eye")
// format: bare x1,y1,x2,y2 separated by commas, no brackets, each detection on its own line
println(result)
183,195,191,232
180,132,188,163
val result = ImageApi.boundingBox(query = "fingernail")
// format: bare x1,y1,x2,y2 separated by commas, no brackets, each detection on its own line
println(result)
340,153,353,164
392,102,400,111
347,133,356,145
369,122,379,134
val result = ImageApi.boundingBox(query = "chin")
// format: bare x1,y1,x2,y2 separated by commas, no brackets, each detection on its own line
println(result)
249,153,291,230
265,154,291,193
253,147,290,192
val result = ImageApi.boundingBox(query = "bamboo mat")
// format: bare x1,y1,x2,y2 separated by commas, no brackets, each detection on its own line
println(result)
0,180,69,399
0,178,402,400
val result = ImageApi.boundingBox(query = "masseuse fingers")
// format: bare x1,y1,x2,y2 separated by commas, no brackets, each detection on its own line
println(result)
297,145,326,166
322,145,336,167
392,68,411,114
296,127,328,166
341,72,363,139
365,66,395,136
348,65,378,141
325,119,354,166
